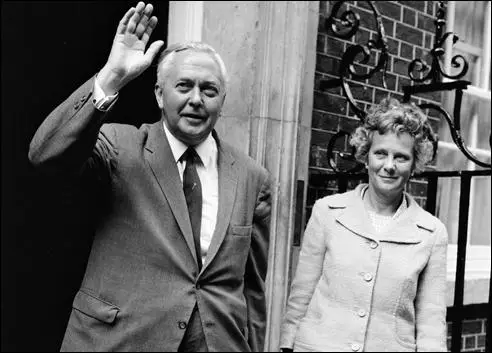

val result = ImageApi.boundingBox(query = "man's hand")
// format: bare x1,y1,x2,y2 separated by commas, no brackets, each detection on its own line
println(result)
97,2,165,95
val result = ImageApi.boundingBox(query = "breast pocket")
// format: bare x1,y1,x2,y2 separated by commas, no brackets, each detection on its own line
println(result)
72,289,120,324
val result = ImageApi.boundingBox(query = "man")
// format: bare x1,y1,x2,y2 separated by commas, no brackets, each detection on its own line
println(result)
28,2,272,352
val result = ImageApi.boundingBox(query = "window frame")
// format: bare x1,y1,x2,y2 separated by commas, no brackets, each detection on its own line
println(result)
438,0,491,305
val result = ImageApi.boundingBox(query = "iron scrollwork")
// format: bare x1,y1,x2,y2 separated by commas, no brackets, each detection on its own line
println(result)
321,1,389,173
402,1,490,169
322,0,491,172
407,1,468,83
322,1,389,122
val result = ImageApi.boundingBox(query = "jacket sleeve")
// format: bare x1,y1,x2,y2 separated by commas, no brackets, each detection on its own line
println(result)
415,220,449,352
28,75,116,179
243,170,272,352
279,200,327,349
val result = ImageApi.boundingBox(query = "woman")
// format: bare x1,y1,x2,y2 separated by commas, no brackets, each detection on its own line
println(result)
280,98,448,352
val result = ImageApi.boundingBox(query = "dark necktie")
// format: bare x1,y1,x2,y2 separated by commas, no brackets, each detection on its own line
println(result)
181,148,203,270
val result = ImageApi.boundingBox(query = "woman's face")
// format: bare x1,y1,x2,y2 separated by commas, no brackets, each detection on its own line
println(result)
367,131,415,198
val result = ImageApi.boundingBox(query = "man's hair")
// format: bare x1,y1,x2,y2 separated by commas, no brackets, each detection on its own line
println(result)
349,97,435,173
155,42,229,92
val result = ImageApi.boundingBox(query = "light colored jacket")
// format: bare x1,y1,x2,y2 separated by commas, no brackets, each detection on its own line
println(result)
280,184,448,352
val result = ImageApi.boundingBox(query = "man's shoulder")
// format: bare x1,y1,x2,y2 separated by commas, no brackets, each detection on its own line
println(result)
220,139,268,177
100,122,155,143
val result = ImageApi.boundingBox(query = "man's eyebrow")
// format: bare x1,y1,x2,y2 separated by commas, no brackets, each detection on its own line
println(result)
201,81,220,86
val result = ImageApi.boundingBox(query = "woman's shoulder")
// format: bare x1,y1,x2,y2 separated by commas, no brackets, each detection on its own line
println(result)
406,193,448,236
313,187,360,210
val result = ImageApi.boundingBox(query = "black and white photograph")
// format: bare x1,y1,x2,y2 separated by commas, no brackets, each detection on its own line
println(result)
2,1,490,352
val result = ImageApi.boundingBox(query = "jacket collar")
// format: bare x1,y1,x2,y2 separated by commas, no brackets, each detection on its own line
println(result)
201,132,238,272
143,121,238,274
144,121,196,262
328,183,436,244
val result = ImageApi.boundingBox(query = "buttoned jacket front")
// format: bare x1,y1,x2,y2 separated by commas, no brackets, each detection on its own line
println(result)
280,185,448,352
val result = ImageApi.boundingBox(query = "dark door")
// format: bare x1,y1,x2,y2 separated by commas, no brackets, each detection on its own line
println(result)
1,2,169,351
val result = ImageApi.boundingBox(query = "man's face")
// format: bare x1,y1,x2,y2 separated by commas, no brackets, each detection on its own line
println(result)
367,131,415,197
154,50,226,146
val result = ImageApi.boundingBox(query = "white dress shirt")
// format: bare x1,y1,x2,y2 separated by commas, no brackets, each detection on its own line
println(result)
92,76,219,264
92,76,119,111
162,123,219,265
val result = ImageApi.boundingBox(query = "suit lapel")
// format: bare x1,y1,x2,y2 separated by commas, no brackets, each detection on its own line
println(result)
202,134,238,272
144,122,197,264
377,194,432,244
335,193,379,242
336,186,431,244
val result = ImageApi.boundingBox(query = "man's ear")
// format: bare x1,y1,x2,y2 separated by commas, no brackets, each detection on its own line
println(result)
154,84,164,109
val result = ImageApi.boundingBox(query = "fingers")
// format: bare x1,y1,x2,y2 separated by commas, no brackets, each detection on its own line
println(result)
135,3,154,39
141,16,158,45
116,7,136,35
127,1,147,34
123,2,157,41
145,40,165,63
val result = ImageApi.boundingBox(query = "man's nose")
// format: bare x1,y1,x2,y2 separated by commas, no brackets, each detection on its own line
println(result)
188,87,203,107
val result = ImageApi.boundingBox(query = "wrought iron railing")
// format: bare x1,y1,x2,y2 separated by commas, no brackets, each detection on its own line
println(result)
321,0,491,173
318,1,492,352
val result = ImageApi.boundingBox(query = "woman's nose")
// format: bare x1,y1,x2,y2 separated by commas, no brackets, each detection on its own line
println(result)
383,157,396,174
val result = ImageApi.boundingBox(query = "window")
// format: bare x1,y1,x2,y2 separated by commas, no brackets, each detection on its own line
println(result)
435,1,491,305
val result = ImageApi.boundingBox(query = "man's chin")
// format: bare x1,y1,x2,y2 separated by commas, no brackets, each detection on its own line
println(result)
178,129,210,146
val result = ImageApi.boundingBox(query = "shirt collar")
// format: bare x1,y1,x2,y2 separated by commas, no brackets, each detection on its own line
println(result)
162,121,217,169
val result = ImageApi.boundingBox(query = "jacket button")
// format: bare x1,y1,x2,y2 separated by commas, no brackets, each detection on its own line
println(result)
351,343,361,351
178,321,187,329
357,309,366,317
363,273,373,282
74,103,80,110
350,343,360,352
370,241,378,249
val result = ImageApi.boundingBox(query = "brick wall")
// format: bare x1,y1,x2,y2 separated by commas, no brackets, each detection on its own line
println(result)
309,0,444,222
308,1,487,351
447,319,488,352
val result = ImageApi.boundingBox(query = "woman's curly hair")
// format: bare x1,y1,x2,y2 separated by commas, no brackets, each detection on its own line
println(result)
349,98,435,173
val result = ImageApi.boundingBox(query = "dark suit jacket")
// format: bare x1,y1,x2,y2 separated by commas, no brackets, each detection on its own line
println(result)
28,77,272,352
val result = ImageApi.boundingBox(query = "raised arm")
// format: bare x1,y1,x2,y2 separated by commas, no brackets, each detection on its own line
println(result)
28,2,164,172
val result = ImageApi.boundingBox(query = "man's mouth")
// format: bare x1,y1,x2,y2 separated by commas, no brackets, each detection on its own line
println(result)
181,113,207,121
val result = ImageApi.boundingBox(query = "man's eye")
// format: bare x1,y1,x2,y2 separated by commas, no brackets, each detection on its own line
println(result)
203,88,218,96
